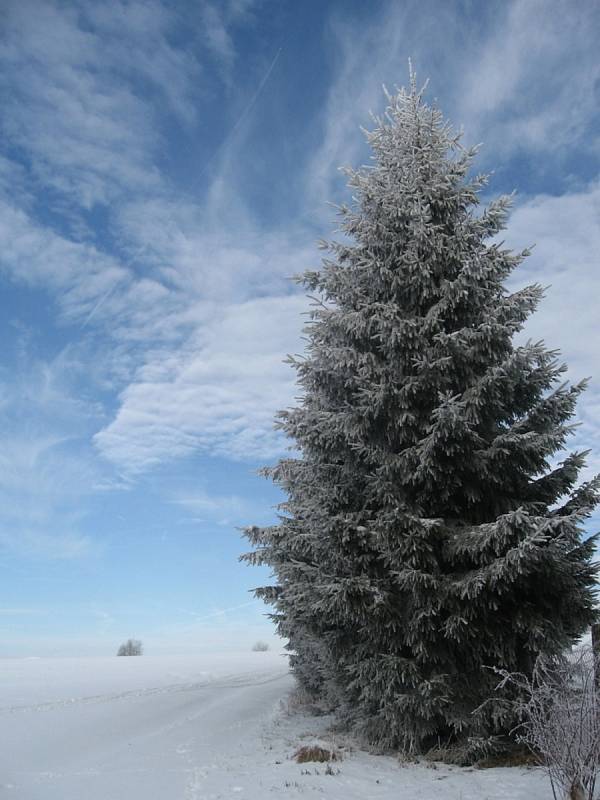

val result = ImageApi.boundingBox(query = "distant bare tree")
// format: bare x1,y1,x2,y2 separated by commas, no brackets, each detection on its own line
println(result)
252,641,269,652
117,638,143,657
496,646,600,800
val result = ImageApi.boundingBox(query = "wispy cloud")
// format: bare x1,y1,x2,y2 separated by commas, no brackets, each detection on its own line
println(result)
306,0,600,204
0,348,105,558
0,0,199,210
457,0,600,159
305,0,464,205
0,198,130,320
171,485,274,528
0,608,46,616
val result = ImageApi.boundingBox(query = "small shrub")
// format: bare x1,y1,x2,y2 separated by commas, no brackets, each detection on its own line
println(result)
294,745,340,763
117,638,143,656
475,746,540,769
280,686,331,720
425,736,532,768
252,641,269,652
495,646,599,800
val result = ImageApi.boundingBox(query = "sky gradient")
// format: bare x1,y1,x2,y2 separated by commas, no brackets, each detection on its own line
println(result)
1,0,599,656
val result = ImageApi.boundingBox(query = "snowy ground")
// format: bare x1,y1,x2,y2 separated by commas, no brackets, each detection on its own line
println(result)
0,652,550,799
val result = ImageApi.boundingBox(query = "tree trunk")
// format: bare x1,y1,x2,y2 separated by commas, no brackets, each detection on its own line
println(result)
591,623,600,689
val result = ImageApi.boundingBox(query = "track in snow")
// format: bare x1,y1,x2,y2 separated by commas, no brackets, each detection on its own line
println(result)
0,657,293,800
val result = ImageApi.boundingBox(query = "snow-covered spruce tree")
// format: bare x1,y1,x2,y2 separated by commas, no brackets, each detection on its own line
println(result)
243,78,599,754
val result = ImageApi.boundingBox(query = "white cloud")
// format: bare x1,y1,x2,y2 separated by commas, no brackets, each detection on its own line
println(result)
94,293,307,472
196,0,259,82
201,4,236,71
506,182,600,377
505,182,600,480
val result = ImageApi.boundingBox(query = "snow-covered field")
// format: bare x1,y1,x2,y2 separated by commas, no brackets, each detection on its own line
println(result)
0,652,550,799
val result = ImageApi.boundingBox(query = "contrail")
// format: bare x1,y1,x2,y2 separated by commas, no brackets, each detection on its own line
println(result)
198,47,283,178
80,244,150,329
81,284,117,329
183,600,262,623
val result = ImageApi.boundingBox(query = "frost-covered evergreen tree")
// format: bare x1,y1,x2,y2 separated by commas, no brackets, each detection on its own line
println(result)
243,77,599,754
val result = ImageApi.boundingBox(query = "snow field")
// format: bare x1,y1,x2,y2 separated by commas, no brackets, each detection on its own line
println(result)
0,653,550,799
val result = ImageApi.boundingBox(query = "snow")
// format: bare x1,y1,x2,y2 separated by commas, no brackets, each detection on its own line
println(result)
0,652,550,799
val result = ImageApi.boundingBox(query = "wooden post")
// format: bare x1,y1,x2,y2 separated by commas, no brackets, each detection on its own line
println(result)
592,623,600,689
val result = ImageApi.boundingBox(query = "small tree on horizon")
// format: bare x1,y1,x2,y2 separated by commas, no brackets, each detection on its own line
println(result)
117,638,143,657
243,75,599,754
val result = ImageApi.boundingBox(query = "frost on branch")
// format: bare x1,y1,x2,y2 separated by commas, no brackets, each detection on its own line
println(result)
495,647,600,800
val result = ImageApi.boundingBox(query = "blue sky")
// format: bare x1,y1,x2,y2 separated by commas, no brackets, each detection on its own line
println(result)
1,0,599,656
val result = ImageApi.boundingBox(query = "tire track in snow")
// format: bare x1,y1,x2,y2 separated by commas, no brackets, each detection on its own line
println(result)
0,670,289,715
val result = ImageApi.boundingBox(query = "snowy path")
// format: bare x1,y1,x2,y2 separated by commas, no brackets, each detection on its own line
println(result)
0,654,292,799
0,653,550,800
